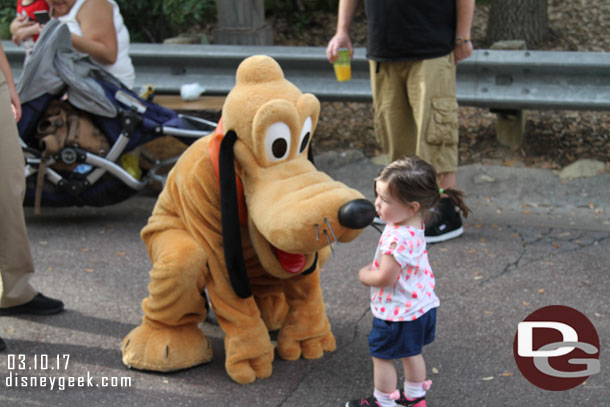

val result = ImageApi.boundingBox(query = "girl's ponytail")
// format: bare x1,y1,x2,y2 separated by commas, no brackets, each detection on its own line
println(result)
441,188,471,218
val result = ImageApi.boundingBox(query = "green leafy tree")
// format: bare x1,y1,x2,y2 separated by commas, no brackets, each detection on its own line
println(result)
0,0,16,39
0,0,344,43
264,0,339,34
0,0,217,42
116,0,216,42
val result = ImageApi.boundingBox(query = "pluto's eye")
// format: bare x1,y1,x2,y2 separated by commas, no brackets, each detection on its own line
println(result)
298,117,312,154
264,122,291,162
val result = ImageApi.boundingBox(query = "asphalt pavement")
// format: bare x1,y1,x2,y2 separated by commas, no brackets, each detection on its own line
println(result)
1,151,608,407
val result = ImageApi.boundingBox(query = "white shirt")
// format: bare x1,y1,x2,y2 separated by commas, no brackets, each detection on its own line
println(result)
57,0,135,88
369,224,440,321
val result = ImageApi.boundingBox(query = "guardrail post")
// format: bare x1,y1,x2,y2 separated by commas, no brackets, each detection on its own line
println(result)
491,108,526,147
489,40,528,147
214,0,273,45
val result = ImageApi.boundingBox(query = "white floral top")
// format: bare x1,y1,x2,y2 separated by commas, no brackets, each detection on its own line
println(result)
369,224,439,321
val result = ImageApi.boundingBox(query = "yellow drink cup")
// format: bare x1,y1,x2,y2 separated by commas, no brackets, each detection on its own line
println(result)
333,48,351,82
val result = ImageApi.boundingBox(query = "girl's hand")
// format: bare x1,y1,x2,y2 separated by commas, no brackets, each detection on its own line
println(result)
358,262,373,286
359,254,401,288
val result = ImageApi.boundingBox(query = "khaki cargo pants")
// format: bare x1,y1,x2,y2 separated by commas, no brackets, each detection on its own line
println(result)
0,71,37,308
369,52,459,174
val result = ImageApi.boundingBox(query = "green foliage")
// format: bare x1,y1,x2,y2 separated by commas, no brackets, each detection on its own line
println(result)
116,0,216,43
265,0,339,33
0,0,16,26
0,0,347,43
0,0,217,43
265,0,339,15
0,0,15,39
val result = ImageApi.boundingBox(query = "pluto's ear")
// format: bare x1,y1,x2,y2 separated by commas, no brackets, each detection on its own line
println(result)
219,130,251,299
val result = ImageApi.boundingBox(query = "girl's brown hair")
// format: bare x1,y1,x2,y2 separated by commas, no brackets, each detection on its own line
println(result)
375,155,471,218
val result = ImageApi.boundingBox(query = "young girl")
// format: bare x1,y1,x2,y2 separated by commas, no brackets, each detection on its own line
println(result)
346,156,470,407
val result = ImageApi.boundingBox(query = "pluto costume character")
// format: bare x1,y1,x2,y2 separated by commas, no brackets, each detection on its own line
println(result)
121,55,375,384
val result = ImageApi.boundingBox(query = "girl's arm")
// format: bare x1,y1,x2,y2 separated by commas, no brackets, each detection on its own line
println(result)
359,255,401,288
72,0,118,65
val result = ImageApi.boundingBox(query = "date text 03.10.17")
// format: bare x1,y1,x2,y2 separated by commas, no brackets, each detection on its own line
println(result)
6,354,70,371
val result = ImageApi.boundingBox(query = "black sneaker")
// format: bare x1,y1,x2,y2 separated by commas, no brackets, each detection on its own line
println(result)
0,293,64,316
345,395,381,407
425,197,463,243
396,390,426,407
0,337,6,351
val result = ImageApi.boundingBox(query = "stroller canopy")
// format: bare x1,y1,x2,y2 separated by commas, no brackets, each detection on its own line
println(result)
17,18,123,118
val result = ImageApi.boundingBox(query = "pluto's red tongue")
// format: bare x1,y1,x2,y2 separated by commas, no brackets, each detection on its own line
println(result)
275,247,306,274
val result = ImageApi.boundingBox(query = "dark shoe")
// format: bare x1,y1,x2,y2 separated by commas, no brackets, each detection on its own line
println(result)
0,337,6,351
425,197,464,243
0,293,64,316
345,395,382,407
396,390,426,407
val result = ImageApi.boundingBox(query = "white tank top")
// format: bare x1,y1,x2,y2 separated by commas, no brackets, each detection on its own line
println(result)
57,0,135,88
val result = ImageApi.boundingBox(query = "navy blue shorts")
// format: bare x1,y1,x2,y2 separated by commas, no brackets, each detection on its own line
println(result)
368,308,437,359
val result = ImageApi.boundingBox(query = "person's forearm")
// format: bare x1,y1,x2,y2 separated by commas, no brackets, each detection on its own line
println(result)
336,0,359,35
10,17,21,35
71,34,117,65
456,0,475,39
0,42,21,120
10,15,30,35
0,43,16,87
14,25,41,42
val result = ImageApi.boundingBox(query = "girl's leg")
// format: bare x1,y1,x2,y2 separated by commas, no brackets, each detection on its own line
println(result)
372,356,398,392
401,354,426,382
371,357,399,407
401,354,430,401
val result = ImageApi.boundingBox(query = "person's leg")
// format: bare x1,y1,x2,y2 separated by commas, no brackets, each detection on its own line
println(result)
373,356,398,393
369,60,416,163
0,73,37,308
407,53,464,242
396,309,437,406
407,52,458,178
401,354,426,383
369,356,400,407
0,73,62,315
345,358,399,407
346,318,401,407
395,354,430,406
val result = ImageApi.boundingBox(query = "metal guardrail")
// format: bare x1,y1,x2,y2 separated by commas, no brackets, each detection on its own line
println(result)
4,41,609,111
459,49,610,111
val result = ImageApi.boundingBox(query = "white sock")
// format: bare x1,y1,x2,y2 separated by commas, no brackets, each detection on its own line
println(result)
373,388,397,407
403,380,430,399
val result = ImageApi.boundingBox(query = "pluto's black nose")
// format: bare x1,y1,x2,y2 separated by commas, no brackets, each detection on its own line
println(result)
338,199,376,229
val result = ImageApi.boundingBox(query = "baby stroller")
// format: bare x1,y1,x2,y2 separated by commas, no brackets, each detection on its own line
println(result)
17,19,216,210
